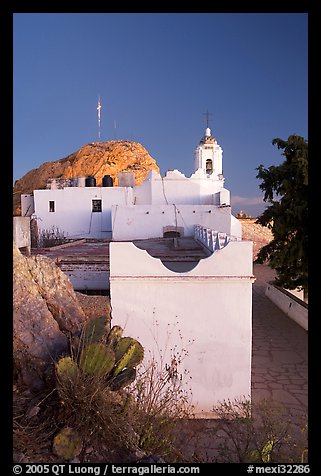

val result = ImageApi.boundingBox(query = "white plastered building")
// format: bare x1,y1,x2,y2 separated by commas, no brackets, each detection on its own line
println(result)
23,127,241,241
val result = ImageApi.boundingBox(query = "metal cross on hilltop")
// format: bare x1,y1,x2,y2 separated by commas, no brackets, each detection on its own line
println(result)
203,109,213,128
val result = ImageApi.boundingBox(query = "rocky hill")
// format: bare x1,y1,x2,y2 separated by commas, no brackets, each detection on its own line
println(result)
13,140,160,216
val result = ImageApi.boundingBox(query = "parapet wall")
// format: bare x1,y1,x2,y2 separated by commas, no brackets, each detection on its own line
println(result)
265,283,308,331
110,239,255,417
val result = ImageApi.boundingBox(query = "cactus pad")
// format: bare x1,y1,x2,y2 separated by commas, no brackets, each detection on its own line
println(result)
53,427,82,460
106,325,123,348
261,439,274,462
81,316,108,347
79,343,115,377
56,357,79,382
114,337,144,376
109,367,137,391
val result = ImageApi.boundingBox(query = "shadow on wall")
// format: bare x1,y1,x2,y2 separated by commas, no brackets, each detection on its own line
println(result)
133,236,211,273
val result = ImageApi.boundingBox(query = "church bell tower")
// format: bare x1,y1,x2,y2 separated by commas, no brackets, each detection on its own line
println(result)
194,115,223,180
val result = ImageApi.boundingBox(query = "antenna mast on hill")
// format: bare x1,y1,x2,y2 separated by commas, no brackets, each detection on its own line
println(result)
114,120,117,139
97,96,102,140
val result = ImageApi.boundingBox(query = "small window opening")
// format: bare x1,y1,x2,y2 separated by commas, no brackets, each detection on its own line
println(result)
49,201,55,212
92,199,102,212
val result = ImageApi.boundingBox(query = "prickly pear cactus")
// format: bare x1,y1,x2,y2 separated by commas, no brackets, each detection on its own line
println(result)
56,357,79,382
114,337,144,376
106,325,123,348
109,367,137,391
81,316,108,347
53,427,82,460
79,343,115,377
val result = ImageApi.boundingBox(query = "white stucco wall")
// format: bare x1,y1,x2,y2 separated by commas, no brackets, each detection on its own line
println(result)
112,204,232,241
59,263,109,291
33,187,133,239
109,240,254,417
231,215,242,240
133,169,225,206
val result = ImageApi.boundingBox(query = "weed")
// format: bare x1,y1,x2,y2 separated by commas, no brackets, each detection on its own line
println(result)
38,226,68,248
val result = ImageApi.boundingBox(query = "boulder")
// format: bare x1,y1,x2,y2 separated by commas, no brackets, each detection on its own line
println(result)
13,243,87,389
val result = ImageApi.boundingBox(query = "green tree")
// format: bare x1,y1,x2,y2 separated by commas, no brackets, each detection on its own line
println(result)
255,135,308,301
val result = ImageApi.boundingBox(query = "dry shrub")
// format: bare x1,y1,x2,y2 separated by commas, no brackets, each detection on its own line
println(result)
211,398,307,463
169,398,308,464
127,355,195,461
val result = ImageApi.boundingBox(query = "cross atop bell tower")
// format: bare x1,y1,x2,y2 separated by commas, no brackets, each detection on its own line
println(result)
203,109,213,129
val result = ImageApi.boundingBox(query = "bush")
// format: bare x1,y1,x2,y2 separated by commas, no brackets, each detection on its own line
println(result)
53,318,144,459
38,226,68,248
53,317,195,462
128,355,194,460
210,398,307,463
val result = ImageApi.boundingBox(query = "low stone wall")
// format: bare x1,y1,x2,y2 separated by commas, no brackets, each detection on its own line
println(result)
265,283,308,331
13,216,31,255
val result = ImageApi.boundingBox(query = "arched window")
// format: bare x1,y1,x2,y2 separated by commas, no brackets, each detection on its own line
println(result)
206,159,213,174
163,226,184,237
163,230,181,238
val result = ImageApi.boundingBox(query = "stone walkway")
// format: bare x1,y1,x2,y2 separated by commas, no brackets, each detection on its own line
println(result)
252,264,308,422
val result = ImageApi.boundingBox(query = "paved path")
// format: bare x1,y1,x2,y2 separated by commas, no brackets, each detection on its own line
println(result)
252,264,308,429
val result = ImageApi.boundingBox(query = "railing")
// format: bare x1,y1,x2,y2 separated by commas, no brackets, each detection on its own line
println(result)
194,224,238,253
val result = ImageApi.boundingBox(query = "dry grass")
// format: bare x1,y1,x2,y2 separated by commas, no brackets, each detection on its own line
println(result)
13,383,307,464
13,387,60,463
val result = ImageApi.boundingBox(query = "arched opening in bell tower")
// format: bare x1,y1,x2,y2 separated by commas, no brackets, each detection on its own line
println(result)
206,159,213,174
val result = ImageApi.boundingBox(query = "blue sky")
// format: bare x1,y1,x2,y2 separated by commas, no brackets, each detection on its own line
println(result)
13,13,308,217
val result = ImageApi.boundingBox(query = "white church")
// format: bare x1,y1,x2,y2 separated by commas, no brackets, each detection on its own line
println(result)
21,127,254,416
21,126,241,242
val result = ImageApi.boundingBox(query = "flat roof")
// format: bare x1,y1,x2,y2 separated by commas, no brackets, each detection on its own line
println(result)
133,237,209,262
31,237,209,264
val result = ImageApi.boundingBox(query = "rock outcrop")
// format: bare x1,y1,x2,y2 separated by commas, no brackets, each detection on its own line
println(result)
239,218,273,260
13,242,87,389
13,140,160,216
